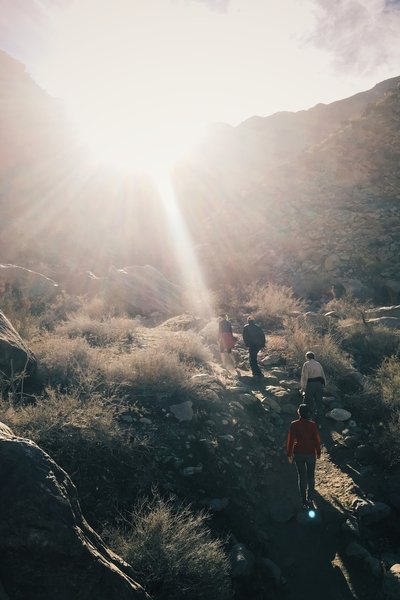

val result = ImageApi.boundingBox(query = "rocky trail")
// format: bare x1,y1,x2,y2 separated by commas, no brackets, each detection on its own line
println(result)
128,318,399,599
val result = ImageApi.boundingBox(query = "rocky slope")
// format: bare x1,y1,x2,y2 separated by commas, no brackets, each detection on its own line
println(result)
1,48,400,302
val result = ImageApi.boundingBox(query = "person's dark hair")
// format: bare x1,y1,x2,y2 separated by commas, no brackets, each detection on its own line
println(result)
298,404,310,419
219,313,228,320
306,351,315,360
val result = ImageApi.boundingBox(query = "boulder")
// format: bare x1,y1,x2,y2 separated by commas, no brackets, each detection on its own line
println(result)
0,263,58,300
366,305,400,319
382,564,400,599
326,408,352,422
0,310,36,378
90,265,182,315
0,424,149,600
353,499,391,524
366,317,400,329
169,400,193,422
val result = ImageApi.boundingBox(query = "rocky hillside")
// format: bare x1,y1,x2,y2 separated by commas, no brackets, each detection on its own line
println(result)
1,48,400,302
182,78,400,302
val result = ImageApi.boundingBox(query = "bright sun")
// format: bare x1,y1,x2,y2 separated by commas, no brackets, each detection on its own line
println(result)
39,0,216,175
68,108,204,174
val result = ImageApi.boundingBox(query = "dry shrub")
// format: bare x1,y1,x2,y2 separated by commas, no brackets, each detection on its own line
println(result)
283,318,351,382
0,295,40,341
0,388,151,522
341,324,400,373
57,313,139,347
199,319,219,346
104,349,191,396
32,334,101,391
375,411,400,467
376,356,400,410
324,295,371,321
83,294,119,320
105,495,231,600
249,283,305,329
162,331,212,365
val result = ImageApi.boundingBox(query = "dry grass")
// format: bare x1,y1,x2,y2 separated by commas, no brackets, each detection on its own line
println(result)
248,283,306,329
104,349,192,398
340,323,400,373
283,318,352,383
162,331,212,365
376,356,400,409
57,313,139,347
32,334,101,391
105,495,231,600
0,388,151,522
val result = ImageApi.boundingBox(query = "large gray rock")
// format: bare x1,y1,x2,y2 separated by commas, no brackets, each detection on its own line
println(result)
353,499,391,524
89,265,182,315
0,310,36,378
0,424,149,600
366,305,400,319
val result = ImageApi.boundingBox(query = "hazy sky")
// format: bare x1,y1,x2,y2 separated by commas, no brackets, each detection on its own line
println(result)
1,0,399,170
1,0,399,125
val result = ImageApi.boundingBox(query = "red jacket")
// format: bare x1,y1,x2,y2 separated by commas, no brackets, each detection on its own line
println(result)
287,418,321,457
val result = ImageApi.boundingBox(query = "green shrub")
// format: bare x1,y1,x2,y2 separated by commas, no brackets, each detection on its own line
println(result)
105,496,231,600
249,283,306,329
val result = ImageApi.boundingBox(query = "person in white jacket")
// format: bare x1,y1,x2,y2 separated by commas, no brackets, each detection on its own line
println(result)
300,351,326,418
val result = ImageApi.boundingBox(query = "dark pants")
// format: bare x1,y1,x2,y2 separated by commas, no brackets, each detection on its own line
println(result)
248,345,262,376
304,381,324,418
294,454,316,503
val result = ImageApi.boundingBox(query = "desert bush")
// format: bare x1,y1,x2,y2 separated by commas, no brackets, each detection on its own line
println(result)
38,292,83,330
0,293,40,341
105,495,231,600
162,331,212,365
32,334,101,392
341,324,400,373
104,349,191,398
324,295,371,321
0,388,151,523
199,319,219,346
374,410,400,467
375,356,400,410
283,318,352,383
248,283,306,329
57,313,139,347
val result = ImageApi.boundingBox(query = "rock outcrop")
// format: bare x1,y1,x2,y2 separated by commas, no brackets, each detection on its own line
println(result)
0,423,150,600
0,310,36,377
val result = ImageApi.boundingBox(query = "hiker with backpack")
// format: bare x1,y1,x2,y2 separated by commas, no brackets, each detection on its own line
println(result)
300,351,326,419
242,316,265,379
287,403,321,509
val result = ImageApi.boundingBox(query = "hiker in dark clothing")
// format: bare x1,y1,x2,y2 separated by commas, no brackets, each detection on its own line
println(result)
287,403,321,508
242,316,265,378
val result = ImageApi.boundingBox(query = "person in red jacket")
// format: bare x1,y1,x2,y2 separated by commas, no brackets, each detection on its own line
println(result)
287,403,321,508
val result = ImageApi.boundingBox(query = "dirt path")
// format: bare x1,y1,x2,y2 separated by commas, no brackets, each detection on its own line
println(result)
262,410,381,600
